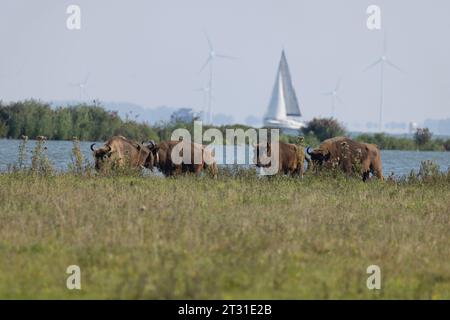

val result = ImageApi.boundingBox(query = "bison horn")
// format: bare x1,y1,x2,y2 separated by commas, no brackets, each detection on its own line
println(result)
90,143,97,152
149,140,157,150
306,147,313,156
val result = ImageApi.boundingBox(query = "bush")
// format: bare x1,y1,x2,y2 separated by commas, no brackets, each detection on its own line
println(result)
30,138,54,175
414,128,432,147
302,117,346,142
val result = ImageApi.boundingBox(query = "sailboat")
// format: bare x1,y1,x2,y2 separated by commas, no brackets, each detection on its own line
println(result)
264,50,305,132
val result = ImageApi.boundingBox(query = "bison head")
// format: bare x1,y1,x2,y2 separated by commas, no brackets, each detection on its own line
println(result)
142,140,159,170
306,147,331,166
91,143,112,170
253,142,271,168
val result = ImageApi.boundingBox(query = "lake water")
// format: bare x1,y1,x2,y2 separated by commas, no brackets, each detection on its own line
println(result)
0,139,449,177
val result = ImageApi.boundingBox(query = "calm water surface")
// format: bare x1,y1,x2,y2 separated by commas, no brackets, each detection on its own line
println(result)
0,139,449,177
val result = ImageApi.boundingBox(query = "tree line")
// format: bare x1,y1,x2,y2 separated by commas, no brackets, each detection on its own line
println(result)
0,100,159,142
0,100,449,151
303,118,450,151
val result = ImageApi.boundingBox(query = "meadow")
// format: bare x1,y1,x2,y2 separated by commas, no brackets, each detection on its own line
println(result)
0,167,449,299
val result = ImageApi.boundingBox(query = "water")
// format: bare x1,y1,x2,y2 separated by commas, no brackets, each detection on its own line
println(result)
0,139,449,177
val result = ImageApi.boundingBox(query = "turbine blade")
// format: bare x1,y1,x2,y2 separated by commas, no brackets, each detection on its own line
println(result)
322,92,333,96
215,54,236,60
194,87,209,92
83,73,91,85
336,95,344,104
335,77,342,91
204,31,213,51
364,58,382,72
386,59,406,74
199,56,212,73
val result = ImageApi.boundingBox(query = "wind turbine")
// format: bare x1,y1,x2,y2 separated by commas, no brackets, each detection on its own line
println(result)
322,77,343,118
69,73,91,102
364,32,404,131
199,32,235,124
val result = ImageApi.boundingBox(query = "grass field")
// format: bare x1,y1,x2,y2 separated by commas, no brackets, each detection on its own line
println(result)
0,171,449,299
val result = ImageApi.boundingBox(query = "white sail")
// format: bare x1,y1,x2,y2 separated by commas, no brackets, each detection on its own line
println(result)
266,69,287,120
280,51,301,117
264,50,304,131
265,51,301,120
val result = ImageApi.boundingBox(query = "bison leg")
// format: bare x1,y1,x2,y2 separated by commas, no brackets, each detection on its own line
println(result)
209,163,218,179
291,164,303,178
371,163,384,181
361,158,372,182
194,164,204,177
174,164,183,176
362,171,370,182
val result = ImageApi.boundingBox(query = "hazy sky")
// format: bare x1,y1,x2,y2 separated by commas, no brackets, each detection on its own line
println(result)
1,0,450,127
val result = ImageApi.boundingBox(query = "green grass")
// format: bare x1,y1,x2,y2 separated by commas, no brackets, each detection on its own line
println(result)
0,172,449,299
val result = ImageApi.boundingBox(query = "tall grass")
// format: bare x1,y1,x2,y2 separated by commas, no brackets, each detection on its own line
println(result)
69,137,84,175
17,135,28,170
0,171,449,299
1,143,449,299
30,138,54,175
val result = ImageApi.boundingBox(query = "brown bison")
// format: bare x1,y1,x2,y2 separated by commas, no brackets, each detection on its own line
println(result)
254,141,308,177
90,136,152,171
363,143,384,180
144,140,218,177
306,136,383,181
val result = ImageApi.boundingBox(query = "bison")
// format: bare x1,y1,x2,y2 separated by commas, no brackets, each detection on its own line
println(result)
363,142,384,180
144,140,218,177
90,136,152,171
253,141,308,177
306,136,383,181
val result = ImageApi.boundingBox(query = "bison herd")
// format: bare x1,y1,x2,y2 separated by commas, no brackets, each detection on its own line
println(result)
91,136,218,177
90,135,384,181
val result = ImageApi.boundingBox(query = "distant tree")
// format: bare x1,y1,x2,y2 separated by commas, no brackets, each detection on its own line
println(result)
302,117,346,142
170,108,197,124
54,108,73,140
355,133,415,150
414,128,432,147
0,121,7,138
33,103,54,138
444,139,450,151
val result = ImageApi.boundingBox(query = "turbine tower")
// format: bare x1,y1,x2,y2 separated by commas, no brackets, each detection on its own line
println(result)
199,32,235,124
194,85,211,122
322,77,343,118
70,73,91,102
364,32,404,131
